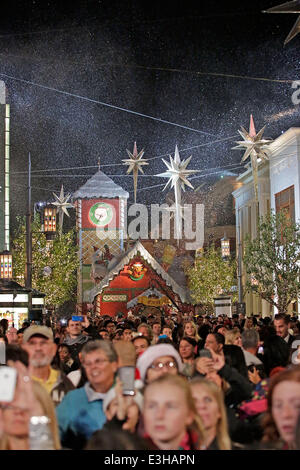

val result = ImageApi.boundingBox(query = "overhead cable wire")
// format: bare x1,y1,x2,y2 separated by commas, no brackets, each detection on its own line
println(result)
0,72,215,136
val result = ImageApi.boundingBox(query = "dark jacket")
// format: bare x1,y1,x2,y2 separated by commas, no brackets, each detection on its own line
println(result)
218,364,253,407
64,334,90,361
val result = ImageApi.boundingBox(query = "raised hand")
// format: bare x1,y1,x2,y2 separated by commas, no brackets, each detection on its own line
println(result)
206,348,225,372
195,357,214,375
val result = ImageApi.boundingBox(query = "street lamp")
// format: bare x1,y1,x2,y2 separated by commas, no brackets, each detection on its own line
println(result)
221,233,230,260
43,206,57,233
0,250,12,280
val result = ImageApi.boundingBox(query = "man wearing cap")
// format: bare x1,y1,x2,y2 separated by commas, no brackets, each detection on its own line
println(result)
136,343,183,385
22,325,74,406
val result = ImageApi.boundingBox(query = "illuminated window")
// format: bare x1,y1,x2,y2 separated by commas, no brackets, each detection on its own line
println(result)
275,185,295,223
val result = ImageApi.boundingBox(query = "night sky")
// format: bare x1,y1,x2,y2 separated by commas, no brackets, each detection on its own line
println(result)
1,0,300,232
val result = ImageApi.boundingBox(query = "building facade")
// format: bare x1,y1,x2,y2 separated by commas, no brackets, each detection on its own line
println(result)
232,127,300,317
0,81,10,254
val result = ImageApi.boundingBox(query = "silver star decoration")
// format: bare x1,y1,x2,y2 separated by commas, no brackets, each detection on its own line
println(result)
52,185,74,234
232,115,272,202
263,0,300,45
122,142,149,203
156,145,198,240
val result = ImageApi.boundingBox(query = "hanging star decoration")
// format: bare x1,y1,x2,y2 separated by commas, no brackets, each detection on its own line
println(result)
156,145,198,240
52,185,74,234
232,115,272,202
263,0,300,45
122,142,149,203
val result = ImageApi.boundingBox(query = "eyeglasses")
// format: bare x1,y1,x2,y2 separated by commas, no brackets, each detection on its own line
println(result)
83,358,109,367
150,361,177,370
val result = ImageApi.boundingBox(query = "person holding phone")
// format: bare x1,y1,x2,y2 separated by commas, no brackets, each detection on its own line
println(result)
0,361,61,450
102,378,143,433
57,340,135,449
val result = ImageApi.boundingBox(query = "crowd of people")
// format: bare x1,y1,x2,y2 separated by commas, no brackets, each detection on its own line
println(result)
1,310,300,450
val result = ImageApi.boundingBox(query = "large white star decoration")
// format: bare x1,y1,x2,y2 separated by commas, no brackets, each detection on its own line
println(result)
156,145,198,239
232,115,272,202
122,142,149,203
263,0,300,45
52,185,73,233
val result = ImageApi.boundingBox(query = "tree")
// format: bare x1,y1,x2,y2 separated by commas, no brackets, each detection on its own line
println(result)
185,245,236,309
12,215,79,309
244,210,300,315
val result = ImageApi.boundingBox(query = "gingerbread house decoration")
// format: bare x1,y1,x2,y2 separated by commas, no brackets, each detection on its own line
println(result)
88,240,192,317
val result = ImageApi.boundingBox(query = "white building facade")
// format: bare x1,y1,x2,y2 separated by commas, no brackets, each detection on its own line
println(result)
232,127,300,317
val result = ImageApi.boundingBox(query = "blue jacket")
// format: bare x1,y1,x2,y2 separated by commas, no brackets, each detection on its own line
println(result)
56,383,107,443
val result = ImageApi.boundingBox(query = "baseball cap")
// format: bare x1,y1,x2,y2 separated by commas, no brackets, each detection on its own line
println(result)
23,325,54,343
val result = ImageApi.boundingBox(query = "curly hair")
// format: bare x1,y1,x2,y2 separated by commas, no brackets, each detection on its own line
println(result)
262,366,300,443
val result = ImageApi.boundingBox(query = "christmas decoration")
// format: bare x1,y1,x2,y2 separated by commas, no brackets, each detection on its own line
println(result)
52,185,73,235
127,261,147,281
232,115,272,202
156,145,198,240
122,142,149,203
263,0,300,45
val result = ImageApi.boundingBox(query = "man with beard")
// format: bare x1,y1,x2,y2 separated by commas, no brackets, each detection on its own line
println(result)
22,325,74,405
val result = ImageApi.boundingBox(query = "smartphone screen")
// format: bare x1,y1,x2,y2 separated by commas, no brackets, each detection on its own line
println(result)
118,366,135,396
0,366,17,402
198,348,212,359
72,315,84,322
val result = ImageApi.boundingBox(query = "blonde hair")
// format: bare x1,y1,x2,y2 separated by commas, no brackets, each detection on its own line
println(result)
184,321,200,342
0,381,61,450
225,327,241,345
244,318,254,330
190,377,231,450
144,373,205,448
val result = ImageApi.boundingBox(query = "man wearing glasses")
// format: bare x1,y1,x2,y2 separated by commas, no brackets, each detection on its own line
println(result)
56,340,118,448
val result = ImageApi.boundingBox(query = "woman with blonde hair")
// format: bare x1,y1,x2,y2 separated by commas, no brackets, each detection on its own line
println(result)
190,377,231,450
184,321,201,343
143,374,205,450
0,362,61,450
225,327,242,348
243,317,254,330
